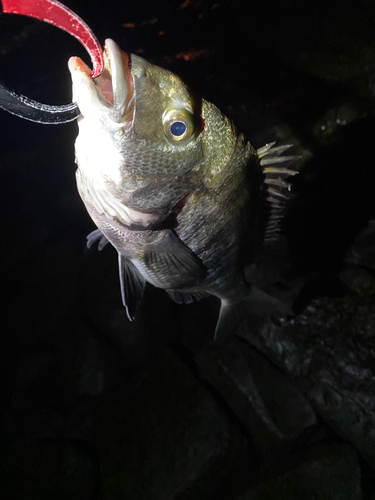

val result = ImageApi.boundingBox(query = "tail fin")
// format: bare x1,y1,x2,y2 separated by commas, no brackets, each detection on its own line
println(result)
214,288,291,343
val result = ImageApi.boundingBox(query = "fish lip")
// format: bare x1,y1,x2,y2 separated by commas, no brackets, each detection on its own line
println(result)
80,39,134,124
103,39,134,123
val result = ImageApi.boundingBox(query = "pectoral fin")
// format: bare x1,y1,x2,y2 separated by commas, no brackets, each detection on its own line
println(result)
118,253,146,321
143,230,207,289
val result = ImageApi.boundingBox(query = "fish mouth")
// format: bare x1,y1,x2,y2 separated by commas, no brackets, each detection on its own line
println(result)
68,39,134,124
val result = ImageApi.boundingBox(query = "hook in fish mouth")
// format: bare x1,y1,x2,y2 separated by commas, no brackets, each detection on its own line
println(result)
68,38,135,125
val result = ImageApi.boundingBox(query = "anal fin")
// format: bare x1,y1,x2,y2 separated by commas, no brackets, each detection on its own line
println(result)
167,290,209,304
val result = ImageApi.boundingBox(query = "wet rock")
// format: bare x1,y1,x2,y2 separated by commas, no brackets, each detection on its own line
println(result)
235,443,361,500
61,318,130,397
3,317,129,446
1,439,97,500
345,220,375,271
94,347,255,500
339,266,375,296
275,1,375,100
313,102,363,143
196,336,316,463
4,350,66,441
238,267,375,468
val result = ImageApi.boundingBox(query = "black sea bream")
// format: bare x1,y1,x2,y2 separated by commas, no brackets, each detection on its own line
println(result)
68,39,297,340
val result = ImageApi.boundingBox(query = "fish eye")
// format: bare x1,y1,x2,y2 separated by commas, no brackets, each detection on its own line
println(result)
170,121,186,136
163,108,195,142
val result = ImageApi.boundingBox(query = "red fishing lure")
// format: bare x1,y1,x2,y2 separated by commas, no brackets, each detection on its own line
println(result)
0,0,104,123
1,0,104,77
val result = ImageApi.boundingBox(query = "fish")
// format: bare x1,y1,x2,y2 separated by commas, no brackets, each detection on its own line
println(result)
68,39,298,341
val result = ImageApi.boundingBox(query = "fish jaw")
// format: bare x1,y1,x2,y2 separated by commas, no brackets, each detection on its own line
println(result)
69,41,164,227
68,39,134,191
68,38,134,125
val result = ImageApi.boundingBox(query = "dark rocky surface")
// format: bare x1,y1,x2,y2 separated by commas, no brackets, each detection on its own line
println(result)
196,336,317,464
94,348,254,500
235,443,362,500
1,0,375,498
239,264,375,469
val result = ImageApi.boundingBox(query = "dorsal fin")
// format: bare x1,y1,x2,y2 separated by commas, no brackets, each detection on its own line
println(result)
257,143,300,244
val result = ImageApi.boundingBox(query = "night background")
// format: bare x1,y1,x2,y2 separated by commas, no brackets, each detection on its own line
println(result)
1,0,375,498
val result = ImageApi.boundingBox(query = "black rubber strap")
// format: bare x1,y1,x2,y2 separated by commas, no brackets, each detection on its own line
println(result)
0,81,80,124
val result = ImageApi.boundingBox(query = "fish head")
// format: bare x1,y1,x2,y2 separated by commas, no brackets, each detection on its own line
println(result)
68,39,206,222
129,52,203,149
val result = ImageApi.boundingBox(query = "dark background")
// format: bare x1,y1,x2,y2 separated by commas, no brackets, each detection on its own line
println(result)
1,0,375,498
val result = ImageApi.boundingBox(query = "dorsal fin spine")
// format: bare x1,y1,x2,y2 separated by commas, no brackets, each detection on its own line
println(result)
259,142,299,245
